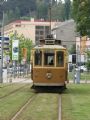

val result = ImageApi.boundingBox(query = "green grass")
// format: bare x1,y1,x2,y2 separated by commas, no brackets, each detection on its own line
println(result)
0,83,27,97
1,83,90,120
62,84,90,120
0,84,34,120
16,93,58,120
68,71,90,81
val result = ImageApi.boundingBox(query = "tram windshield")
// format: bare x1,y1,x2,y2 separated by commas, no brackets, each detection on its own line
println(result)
44,50,54,66
34,50,42,65
56,51,64,67
34,49,64,67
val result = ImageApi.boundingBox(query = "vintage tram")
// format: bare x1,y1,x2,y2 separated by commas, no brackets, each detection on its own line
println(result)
31,35,68,88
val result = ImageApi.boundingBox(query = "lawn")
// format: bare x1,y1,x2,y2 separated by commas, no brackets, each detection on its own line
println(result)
15,93,58,120
62,84,90,120
0,83,34,120
68,71,90,81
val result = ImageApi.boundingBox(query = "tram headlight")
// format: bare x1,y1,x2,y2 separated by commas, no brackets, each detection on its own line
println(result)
46,73,52,79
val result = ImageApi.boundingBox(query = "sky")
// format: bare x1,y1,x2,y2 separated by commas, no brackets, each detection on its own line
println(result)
61,0,73,3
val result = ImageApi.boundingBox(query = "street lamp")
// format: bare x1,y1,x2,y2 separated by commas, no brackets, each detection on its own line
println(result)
0,0,7,83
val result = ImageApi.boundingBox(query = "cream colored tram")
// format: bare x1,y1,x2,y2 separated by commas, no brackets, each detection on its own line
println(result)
31,37,68,88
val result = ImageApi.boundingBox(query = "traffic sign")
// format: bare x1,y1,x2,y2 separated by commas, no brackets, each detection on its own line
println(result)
12,40,19,61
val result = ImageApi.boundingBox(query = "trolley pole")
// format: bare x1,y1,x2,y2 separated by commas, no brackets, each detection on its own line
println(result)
49,0,52,35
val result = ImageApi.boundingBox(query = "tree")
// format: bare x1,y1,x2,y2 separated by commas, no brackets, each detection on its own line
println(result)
0,5,3,20
64,0,71,20
1,0,37,24
72,0,90,36
86,51,90,71
9,33,33,64
36,0,48,20
50,1,65,21
69,44,76,54
0,0,71,25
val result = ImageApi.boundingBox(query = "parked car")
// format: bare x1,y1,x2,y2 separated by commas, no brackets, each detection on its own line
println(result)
79,65,87,72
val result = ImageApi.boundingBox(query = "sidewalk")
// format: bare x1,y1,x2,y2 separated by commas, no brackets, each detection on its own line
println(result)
11,77,33,83
3,75,32,83
69,80,90,84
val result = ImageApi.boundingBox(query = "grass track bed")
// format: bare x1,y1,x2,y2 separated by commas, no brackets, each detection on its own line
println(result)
62,84,90,120
0,84,34,120
16,93,59,120
0,83,29,98
0,83,13,88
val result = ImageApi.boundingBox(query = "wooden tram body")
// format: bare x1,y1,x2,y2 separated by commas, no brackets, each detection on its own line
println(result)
31,37,68,88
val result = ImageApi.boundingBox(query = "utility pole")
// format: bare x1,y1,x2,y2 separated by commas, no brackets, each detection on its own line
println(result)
0,11,4,83
76,36,81,84
0,0,7,83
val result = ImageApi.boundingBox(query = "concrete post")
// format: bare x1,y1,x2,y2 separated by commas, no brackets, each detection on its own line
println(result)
76,68,80,84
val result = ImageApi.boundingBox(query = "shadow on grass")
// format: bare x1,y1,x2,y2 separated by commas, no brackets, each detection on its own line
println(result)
31,85,67,93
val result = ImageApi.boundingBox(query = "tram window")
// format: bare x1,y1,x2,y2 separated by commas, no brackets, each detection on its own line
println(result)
44,50,54,66
34,50,42,65
57,51,64,67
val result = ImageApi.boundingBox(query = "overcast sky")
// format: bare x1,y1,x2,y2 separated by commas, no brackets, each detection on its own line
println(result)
61,0,73,3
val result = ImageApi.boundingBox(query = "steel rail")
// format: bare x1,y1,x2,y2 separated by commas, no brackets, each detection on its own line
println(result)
11,93,37,120
58,94,62,120
0,84,28,99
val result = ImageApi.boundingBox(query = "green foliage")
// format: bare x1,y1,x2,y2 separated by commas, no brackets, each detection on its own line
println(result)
69,44,76,54
64,0,71,20
51,1,65,21
0,5,2,19
86,51,90,70
0,0,72,24
36,0,48,20
72,0,90,36
1,0,36,24
9,33,33,64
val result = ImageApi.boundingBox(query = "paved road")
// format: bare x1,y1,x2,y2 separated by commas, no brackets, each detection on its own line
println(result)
3,69,32,83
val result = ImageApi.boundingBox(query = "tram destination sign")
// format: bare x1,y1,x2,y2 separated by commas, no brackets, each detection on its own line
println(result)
44,49,54,53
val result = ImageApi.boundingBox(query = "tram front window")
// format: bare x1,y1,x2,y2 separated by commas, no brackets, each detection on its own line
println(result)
34,50,42,65
57,51,64,67
44,50,54,66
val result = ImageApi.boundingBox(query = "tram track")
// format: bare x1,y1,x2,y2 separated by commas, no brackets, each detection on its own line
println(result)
11,93,37,120
0,84,29,100
10,92,62,120
58,94,62,120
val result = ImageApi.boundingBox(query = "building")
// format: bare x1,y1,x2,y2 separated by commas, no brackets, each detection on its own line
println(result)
0,36,9,51
0,36,9,67
76,36,90,64
0,18,58,44
52,19,76,49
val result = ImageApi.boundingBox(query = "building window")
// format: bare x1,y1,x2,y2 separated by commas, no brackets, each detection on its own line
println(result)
36,26,44,30
40,31,43,35
35,25,50,44
15,24,21,27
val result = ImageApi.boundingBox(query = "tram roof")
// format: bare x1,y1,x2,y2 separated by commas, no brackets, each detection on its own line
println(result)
33,44,66,50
